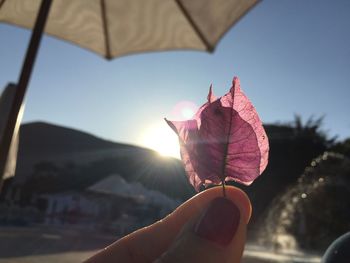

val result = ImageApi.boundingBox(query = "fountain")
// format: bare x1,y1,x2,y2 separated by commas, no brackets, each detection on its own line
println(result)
259,152,350,252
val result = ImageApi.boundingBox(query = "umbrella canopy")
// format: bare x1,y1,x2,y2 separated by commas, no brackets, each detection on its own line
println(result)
0,0,257,58
0,0,258,188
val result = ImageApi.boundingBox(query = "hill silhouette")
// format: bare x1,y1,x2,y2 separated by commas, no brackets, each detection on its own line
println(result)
9,120,330,220
15,122,194,200
19,122,123,154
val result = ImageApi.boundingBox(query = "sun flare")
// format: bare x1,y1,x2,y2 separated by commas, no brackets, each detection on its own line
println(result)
138,101,198,159
139,122,180,159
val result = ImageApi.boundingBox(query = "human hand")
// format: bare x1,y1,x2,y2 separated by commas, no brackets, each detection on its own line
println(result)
84,185,251,263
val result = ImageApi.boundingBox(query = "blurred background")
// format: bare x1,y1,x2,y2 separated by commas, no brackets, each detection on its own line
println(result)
0,0,349,262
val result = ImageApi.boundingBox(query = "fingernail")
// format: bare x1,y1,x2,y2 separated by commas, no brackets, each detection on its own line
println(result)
194,197,240,247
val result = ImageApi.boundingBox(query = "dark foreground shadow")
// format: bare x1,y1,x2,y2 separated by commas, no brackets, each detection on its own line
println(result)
0,225,117,258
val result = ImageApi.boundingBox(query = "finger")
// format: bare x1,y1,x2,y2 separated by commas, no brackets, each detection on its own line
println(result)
155,196,248,263
84,185,251,263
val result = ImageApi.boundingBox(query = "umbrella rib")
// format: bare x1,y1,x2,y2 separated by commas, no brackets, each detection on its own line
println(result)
100,0,112,59
174,0,213,52
0,0,7,10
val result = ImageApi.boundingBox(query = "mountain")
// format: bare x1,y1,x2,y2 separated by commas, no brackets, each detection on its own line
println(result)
14,122,194,200
12,121,328,220
19,122,125,155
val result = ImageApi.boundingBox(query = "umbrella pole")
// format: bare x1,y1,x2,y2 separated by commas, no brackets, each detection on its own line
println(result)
0,0,52,191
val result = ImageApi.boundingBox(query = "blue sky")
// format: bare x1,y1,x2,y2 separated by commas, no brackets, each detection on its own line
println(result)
1,0,350,153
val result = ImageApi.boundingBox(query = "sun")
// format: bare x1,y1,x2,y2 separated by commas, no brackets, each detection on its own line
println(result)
138,122,180,159
138,101,198,159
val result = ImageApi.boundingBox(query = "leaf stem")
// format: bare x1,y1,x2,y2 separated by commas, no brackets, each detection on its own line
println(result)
222,179,226,197
221,84,235,186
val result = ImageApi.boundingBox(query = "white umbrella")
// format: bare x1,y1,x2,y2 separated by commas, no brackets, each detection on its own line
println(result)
0,0,259,187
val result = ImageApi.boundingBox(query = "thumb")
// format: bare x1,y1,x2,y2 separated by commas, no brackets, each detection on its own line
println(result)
84,186,251,263
155,191,250,263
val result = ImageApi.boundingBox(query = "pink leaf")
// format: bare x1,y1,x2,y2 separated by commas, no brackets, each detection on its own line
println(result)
166,76,269,191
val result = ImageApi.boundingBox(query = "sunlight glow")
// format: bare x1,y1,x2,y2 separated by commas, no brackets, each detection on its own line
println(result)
170,101,198,120
181,107,195,119
137,101,198,159
139,122,180,159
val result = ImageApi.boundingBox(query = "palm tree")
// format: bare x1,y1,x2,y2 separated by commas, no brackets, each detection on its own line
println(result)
292,115,335,148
